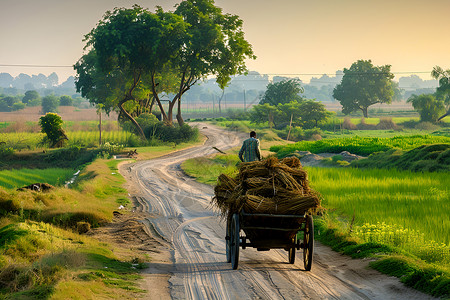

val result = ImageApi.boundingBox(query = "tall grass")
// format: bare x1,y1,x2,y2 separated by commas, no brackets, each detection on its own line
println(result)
271,135,450,156
306,167,450,264
0,168,75,189
0,130,135,149
67,130,133,147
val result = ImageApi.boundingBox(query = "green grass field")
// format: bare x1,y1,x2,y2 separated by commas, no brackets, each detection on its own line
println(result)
0,168,76,189
306,167,449,265
0,130,135,150
270,135,450,156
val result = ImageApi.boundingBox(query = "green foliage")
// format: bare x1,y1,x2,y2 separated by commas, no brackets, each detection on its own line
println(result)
250,100,332,130
314,218,450,298
59,95,73,106
0,95,20,112
0,144,14,157
351,144,450,172
0,168,75,189
156,124,199,144
182,154,239,185
121,113,199,144
270,135,450,157
307,167,449,245
0,147,100,171
22,90,39,104
333,59,395,117
39,113,66,148
41,95,59,113
407,94,445,123
11,102,25,111
370,257,449,298
75,1,255,129
259,79,303,105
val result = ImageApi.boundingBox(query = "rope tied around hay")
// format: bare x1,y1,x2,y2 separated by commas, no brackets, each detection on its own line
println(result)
212,156,321,218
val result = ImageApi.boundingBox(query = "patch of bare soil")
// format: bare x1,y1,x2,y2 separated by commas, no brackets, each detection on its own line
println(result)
87,209,172,300
87,212,162,254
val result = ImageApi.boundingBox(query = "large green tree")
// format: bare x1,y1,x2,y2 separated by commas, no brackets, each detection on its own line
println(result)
74,6,181,139
259,79,303,105
41,95,59,114
22,90,39,104
168,0,255,125
431,65,450,120
333,60,394,117
75,1,254,137
407,94,445,123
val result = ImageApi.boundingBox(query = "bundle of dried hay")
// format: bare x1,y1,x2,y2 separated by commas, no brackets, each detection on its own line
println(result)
212,156,321,218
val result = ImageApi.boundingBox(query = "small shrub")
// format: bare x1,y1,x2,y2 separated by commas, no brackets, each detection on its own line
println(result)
376,117,399,130
304,128,323,140
415,122,440,131
342,117,356,130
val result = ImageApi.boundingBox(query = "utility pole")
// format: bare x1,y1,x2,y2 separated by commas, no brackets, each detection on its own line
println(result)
243,89,246,112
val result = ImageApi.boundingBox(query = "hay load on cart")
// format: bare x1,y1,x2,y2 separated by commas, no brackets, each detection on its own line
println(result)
212,156,321,270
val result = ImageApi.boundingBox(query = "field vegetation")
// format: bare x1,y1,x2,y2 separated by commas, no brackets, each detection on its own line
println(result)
181,133,450,298
0,115,203,298
270,135,450,157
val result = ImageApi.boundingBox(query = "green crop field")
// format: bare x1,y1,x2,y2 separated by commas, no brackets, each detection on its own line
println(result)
306,167,450,264
271,135,450,156
0,130,135,150
0,168,76,189
67,130,133,146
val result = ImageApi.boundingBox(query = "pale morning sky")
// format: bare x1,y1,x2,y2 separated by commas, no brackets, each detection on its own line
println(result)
0,0,449,83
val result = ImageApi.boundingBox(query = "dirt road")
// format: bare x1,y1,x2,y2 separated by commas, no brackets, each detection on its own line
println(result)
121,123,432,300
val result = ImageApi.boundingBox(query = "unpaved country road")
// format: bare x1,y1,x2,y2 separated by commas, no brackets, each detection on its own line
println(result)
121,123,433,300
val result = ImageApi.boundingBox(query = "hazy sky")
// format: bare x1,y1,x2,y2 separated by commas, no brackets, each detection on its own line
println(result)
1,0,449,83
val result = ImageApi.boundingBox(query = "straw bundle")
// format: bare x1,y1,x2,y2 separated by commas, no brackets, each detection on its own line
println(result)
212,156,321,218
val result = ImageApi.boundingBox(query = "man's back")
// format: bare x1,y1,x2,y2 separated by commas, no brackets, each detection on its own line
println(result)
239,137,261,162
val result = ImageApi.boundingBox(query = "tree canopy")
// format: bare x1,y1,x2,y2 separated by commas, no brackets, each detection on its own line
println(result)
249,100,331,129
431,65,450,120
74,1,254,138
333,60,394,117
259,79,303,105
407,94,445,123
39,113,67,148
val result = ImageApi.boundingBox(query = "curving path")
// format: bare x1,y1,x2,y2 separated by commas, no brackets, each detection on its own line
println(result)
122,123,433,300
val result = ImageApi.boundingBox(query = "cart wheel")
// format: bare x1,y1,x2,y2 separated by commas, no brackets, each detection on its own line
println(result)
225,217,231,263
288,235,296,264
303,215,314,271
230,213,240,270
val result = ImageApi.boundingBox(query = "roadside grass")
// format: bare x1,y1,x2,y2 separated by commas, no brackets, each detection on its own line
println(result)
181,151,450,298
0,168,75,189
0,221,146,299
0,135,205,298
314,218,450,298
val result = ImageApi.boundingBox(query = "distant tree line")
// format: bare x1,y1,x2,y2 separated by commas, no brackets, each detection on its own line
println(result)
0,91,84,113
0,73,78,98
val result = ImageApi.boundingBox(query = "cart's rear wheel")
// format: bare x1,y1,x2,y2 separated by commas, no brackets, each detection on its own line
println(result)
303,215,314,271
225,217,231,263
288,235,296,264
230,213,240,270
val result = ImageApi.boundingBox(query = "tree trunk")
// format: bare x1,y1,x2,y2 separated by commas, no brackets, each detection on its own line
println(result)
176,95,184,126
119,100,146,140
362,107,368,118
166,100,176,126
218,89,225,113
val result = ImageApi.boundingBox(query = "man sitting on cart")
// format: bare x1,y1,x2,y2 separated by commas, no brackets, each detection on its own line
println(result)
239,131,261,162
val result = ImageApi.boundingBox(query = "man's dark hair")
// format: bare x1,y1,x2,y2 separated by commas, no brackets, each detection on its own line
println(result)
250,131,256,138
